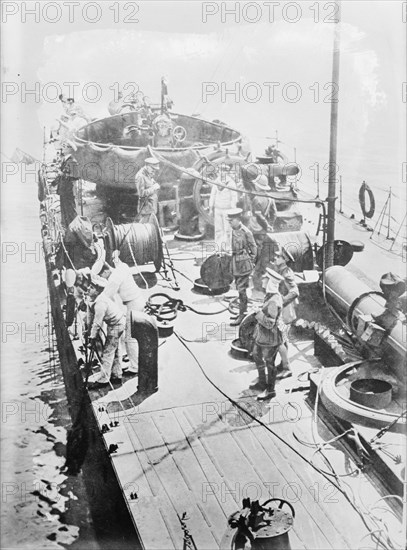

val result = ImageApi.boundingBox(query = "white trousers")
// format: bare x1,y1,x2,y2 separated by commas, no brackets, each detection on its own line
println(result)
214,208,232,254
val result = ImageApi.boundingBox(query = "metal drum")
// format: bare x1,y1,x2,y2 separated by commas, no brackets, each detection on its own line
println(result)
261,231,314,272
350,378,393,409
200,253,233,291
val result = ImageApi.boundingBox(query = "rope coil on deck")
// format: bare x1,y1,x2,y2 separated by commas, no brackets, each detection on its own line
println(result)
104,214,163,270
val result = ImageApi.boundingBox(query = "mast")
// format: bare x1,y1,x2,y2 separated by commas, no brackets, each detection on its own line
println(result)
326,1,341,268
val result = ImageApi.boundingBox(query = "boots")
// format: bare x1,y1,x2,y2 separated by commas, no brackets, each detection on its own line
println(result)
230,291,248,326
257,365,277,400
249,366,267,391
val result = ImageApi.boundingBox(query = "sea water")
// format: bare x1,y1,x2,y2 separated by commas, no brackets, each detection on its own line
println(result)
1,175,99,549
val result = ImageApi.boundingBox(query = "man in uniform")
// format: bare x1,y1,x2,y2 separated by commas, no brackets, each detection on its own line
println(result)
251,268,284,400
108,90,124,115
135,157,161,222
227,208,257,326
271,245,299,379
86,276,127,389
249,174,277,291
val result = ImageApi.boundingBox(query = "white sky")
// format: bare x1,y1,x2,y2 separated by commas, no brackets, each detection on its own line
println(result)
1,1,406,201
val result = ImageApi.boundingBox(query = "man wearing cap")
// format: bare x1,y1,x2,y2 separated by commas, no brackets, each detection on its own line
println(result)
135,157,161,222
227,208,258,326
373,272,406,331
208,164,238,250
97,256,144,375
271,246,299,378
250,174,277,232
249,174,277,291
86,276,127,388
251,268,284,400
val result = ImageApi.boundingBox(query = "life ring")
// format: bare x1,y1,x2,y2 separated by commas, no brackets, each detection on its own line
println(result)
172,125,187,143
359,182,375,219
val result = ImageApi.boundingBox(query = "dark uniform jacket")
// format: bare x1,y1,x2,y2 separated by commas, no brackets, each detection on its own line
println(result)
135,166,159,217
254,292,283,347
251,195,277,232
231,224,257,276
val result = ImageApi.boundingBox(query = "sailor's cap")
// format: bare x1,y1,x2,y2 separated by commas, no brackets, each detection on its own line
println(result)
262,267,284,282
226,208,243,219
379,272,406,293
89,273,107,289
252,174,269,191
145,157,160,166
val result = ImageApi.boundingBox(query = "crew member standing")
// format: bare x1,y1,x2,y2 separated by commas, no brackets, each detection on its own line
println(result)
96,256,144,376
208,165,238,251
272,246,299,378
248,174,277,291
135,157,161,222
227,208,257,326
251,268,284,400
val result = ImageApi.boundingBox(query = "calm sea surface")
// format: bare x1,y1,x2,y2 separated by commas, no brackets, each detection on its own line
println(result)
1,176,99,550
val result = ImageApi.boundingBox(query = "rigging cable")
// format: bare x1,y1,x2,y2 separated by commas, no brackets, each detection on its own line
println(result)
173,331,401,550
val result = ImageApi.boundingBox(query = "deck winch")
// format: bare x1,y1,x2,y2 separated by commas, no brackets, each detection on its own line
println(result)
220,498,295,549
104,214,163,270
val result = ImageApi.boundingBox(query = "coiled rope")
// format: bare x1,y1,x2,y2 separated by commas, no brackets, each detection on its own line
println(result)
105,216,162,270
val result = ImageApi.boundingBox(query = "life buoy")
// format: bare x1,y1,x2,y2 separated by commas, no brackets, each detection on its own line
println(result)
359,182,375,219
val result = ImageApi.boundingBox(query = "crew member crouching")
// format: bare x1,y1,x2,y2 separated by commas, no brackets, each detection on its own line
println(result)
95,254,144,376
227,208,257,326
85,276,126,389
250,268,284,401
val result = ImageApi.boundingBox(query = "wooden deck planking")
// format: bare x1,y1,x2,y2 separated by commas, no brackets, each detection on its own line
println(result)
150,409,229,544
293,415,404,534
186,403,333,550
133,413,220,549
128,497,179,550
96,411,156,499
175,407,242,512
227,425,339,550
257,416,370,548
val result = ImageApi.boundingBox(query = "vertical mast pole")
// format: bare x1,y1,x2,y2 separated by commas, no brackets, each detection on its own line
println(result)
326,1,341,268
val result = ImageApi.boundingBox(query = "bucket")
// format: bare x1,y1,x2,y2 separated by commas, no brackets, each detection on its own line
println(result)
349,378,392,409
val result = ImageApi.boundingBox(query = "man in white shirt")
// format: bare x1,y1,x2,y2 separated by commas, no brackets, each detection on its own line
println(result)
98,259,144,375
208,164,238,252
86,278,126,388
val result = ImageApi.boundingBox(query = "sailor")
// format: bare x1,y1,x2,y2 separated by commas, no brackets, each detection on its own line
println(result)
94,254,144,376
57,145,80,229
250,174,277,231
251,268,284,400
108,91,124,116
208,164,238,252
249,174,277,291
227,208,257,326
85,276,127,389
65,97,92,123
134,157,161,222
373,272,406,331
271,246,299,378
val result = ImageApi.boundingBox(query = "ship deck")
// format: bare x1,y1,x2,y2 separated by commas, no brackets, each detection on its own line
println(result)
67,221,403,549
